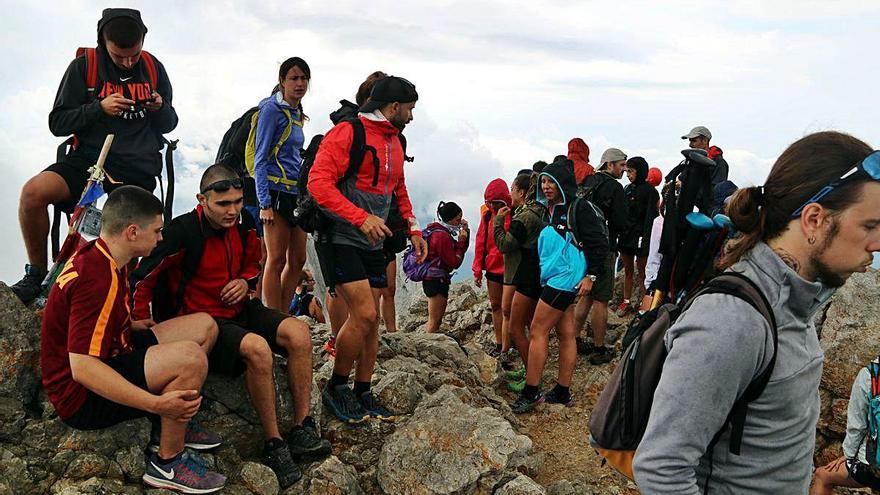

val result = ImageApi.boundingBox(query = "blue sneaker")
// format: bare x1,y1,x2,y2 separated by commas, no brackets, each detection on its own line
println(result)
511,392,544,414
322,384,369,424
143,451,226,493
148,419,222,452
359,391,396,422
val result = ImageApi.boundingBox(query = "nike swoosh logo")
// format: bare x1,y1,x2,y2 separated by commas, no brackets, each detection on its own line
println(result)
150,461,175,479
120,76,133,82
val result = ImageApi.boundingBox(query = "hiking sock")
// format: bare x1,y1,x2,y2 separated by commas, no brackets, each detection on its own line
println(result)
328,373,349,389
353,381,371,396
552,384,571,401
521,384,539,400
265,437,286,451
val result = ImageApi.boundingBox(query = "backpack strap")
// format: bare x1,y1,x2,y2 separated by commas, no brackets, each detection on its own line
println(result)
176,213,206,308
266,107,300,188
139,50,158,88
870,357,880,397
691,272,777,456
77,47,99,94
340,118,380,187
398,133,414,162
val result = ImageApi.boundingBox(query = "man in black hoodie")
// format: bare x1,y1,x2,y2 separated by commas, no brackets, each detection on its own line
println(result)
13,8,178,304
574,147,628,364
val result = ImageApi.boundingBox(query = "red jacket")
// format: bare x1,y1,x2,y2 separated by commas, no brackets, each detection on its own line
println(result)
308,114,420,250
130,206,262,320
568,138,594,185
472,178,510,278
426,222,469,280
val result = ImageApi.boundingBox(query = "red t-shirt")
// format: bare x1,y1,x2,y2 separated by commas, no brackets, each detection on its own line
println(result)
41,238,133,420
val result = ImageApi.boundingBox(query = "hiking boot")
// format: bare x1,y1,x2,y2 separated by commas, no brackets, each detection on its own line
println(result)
262,439,302,489
588,347,614,365
10,264,46,305
504,366,526,382
287,416,332,459
616,301,633,317
148,419,223,452
143,451,226,493
322,337,337,358
510,392,544,414
576,336,595,356
544,387,575,407
359,391,396,422
322,384,368,424
507,377,526,393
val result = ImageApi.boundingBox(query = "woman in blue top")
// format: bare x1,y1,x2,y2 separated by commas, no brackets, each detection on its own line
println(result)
511,157,609,414
256,57,310,311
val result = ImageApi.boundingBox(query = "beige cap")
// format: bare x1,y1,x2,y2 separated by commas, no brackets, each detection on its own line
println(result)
682,126,712,140
600,147,627,165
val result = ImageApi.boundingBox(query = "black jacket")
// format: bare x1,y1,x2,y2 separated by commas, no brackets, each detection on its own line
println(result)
620,157,659,252
50,34,177,184
581,170,627,251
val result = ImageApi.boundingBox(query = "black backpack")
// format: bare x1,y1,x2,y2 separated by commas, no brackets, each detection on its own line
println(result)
293,118,412,234
567,196,608,250
215,106,260,204
588,272,777,480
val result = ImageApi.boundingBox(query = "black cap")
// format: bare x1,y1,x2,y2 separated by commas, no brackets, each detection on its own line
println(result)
359,76,418,113
97,8,147,44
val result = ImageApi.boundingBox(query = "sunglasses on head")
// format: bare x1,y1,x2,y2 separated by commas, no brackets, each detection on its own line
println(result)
791,150,880,217
201,178,244,194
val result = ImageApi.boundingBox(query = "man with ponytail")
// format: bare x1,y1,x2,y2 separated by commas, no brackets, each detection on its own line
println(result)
633,131,880,494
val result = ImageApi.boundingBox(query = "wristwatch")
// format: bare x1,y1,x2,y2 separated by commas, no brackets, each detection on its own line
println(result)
586,274,597,282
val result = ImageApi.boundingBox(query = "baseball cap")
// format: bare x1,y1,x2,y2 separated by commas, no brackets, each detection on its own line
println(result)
600,148,627,165
682,126,712,140
359,76,419,113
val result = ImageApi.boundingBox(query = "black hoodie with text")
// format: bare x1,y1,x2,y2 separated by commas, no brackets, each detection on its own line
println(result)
49,8,177,186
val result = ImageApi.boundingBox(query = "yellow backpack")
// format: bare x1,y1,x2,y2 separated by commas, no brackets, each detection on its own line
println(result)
243,106,303,189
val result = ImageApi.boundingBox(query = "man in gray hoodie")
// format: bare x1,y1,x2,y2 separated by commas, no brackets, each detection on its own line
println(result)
632,131,880,494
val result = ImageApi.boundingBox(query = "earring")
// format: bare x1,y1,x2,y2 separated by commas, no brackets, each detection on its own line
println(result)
808,236,816,245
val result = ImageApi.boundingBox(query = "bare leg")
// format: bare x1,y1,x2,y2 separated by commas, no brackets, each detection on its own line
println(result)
275,318,313,425
487,279,504,346
621,254,634,302
240,333,281,440
591,300,609,347
143,341,209,459
500,284,516,352
426,295,448,333
635,255,648,303
508,293,538,366
380,259,397,332
262,214,292,311
332,280,378,378
149,312,218,354
524,301,564,387
326,288,349,338
19,171,72,269
574,295,593,336
280,226,308,312
809,457,863,495
555,305,578,387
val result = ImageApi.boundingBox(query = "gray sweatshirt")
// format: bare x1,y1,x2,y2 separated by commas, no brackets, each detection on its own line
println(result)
843,360,877,464
633,241,836,494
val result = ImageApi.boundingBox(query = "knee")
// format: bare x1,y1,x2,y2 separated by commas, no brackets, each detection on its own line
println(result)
175,341,208,379
239,334,274,375
277,318,311,354
20,177,53,210
490,300,503,313
291,250,307,267
196,313,219,348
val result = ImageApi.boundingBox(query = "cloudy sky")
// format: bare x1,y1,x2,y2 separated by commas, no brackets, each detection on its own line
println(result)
1,0,878,283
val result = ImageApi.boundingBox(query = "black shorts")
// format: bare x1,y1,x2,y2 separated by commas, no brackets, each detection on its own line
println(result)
316,242,388,290
515,284,541,301
540,286,577,311
618,244,649,258
847,459,880,490
63,330,159,431
423,279,450,298
210,298,291,376
485,272,504,285
44,154,156,214
589,253,616,303
269,189,298,226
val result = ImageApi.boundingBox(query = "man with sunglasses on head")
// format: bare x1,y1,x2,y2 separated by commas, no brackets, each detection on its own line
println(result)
308,76,427,423
131,164,331,489
13,8,178,305
633,132,880,494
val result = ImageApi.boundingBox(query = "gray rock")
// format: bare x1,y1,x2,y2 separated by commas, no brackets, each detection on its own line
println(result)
0,285,43,406
0,397,25,443
239,461,280,495
308,455,363,494
63,452,110,479
377,386,531,494
495,474,547,495
0,447,32,489
115,444,146,482
373,371,425,416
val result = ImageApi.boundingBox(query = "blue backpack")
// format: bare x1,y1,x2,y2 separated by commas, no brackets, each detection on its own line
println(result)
866,359,880,469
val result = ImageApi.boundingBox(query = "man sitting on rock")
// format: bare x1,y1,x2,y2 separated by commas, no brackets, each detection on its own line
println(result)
131,164,331,489
40,186,226,494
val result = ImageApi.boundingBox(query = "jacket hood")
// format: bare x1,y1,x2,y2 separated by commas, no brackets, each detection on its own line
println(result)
708,145,724,160
484,178,512,207
97,8,147,44
537,158,577,207
568,138,594,183
330,99,359,125
627,156,649,184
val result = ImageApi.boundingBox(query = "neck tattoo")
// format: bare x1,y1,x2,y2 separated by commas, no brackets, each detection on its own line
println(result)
774,248,802,273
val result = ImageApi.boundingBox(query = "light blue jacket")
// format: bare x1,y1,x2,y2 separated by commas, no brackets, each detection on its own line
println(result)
254,92,305,209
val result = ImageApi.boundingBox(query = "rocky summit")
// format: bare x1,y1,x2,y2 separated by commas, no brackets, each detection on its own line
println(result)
0,267,877,494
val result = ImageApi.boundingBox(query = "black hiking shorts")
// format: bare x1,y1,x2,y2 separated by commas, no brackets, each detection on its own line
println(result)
210,299,292,376
316,242,387,290
45,153,156,214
